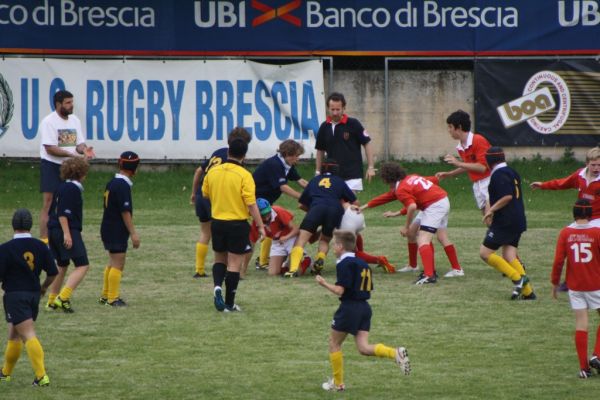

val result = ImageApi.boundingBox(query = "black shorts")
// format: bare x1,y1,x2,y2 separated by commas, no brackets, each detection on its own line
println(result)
40,159,62,194
101,226,129,253
300,205,344,237
211,219,251,254
49,228,89,267
482,226,522,250
3,291,41,325
195,197,212,223
331,300,372,335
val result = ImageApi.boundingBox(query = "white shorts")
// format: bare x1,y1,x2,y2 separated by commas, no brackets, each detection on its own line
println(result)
269,236,296,257
419,197,450,230
472,177,490,210
345,178,363,192
569,289,600,310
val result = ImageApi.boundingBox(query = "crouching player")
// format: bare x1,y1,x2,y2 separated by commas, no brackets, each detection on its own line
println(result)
0,209,57,386
316,230,410,392
551,199,600,379
284,160,357,277
99,151,141,307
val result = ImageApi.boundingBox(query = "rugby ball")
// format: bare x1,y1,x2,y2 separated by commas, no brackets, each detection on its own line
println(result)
340,208,366,233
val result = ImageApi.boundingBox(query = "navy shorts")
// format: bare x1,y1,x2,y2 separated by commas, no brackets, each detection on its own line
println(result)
40,159,62,193
101,226,129,253
331,300,372,335
195,196,212,223
482,227,522,250
300,205,344,237
3,291,41,325
211,219,251,254
49,228,89,267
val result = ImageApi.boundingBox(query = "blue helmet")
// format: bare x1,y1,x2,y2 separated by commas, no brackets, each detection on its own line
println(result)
256,198,272,216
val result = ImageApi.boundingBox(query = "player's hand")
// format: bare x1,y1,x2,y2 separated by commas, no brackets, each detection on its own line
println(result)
40,287,47,297
400,226,408,237
443,154,459,166
190,193,196,204
365,167,377,183
383,210,400,218
551,284,559,299
315,275,326,286
435,171,448,180
258,226,267,242
84,146,96,160
131,233,141,249
530,182,542,190
63,234,72,249
482,211,493,226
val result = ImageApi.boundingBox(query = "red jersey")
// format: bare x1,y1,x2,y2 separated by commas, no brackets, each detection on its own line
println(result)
540,168,600,220
456,132,491,183
551,222,600,291
368,175,446,210
249,206,294,243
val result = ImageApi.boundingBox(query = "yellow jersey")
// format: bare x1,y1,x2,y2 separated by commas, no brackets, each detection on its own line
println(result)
202,160,256,221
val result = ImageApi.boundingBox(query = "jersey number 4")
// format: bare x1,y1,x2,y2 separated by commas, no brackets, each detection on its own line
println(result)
570,242,592,263
319,177,332,189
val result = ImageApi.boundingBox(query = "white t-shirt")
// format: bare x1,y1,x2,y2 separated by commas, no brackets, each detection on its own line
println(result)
39,112,85,164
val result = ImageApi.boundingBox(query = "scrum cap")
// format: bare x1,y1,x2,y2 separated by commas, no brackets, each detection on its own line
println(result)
119,151,140,173
257,198,272,216
12,208,33,231
485,146,506,169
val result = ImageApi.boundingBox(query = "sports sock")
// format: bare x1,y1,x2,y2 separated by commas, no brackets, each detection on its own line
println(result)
575,330,589,370
224,271,240,307
2,339,22,376
418,244,435,277
509,259,533,296
356,233,364,251
486,254,520,281
102,266,111,299
444,245,461,270
329,351,344,387
107,268,123,302
429,243,436,274
374,343,395,359
316,251,326,261
288,246,304,273
58,286,73,302
195,242,208,275
47,293,57,307
212,263,227,287
594,325,600,357
259,237,272,266
40,238,49,245
25,337,45,379
408,242,418,268
355,233,379,263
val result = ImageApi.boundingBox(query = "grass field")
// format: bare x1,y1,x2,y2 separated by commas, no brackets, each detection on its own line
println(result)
1,158,599,399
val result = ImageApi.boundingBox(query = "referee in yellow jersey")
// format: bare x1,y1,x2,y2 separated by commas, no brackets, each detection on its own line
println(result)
202,134,266,312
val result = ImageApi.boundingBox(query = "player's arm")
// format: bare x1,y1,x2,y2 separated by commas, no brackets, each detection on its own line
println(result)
315,275,345,296
40,274,56,296
75,143,95,159
44,144,81,159
248,203,266,239
401,203,418,236
482,195,512,225
315,149,325,175
58,216,72,249
280,184,303,200
550,232,568,299
122,211,140,249
363,142,376,182
444,154,487,174
190,166,204,203
436,167,466,180
279,221,300,242
531,171,578,191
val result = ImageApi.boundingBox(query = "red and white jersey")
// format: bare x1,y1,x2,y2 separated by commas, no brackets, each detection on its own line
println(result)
456,132,491,183
250,206,294,243
540,168,600,220
551,222,600,291
368,175,447,210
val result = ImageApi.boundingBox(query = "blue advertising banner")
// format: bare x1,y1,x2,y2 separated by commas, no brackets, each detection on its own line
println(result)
0,0,598,55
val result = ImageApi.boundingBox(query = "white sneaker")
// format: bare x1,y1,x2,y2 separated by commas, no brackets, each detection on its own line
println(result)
395,347,411,375
322,378,345,392
224,304,242,312
444,269,465,278
397,265,419,273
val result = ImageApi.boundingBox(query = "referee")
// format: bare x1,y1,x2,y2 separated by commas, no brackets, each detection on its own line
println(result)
202,134,266,312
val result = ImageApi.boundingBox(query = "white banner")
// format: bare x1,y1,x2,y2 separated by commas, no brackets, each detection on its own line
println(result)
0,58,325,160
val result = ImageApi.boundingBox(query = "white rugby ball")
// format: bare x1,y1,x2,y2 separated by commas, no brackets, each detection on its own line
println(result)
340,208,366,233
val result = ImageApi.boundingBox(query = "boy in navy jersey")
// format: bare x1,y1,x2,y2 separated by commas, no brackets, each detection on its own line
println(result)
0,209,57,386
99,151,140,307
316,230,410,391
190,128,252,278
45,157,90,313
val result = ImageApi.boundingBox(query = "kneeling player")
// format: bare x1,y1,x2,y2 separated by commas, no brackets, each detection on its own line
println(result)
316,230,410,392
284,160,357,277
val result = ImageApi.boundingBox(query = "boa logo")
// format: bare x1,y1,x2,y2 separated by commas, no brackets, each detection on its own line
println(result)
0,73,14,139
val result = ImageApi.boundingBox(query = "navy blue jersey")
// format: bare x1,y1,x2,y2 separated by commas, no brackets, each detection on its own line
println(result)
195,147,229,198
299,174,356,212
0,235,57,292
253,154,302,204
336,255,372,301
489,164,527,233
101,174,133,237
47,180,84,231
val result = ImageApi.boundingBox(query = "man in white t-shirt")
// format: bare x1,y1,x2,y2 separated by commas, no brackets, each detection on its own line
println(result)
39,90,95,242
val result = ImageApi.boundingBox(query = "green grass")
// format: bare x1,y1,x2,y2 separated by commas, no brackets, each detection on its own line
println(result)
0,158,599,399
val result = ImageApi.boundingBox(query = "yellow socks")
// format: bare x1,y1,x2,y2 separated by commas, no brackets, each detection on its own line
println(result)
329,351,344,387
259,237,272,266
2,339,23,376
47,293,57,307
374,343,395,359
486,254,520,281
58,286,73,302
195,242,208,275
316,251,326,261
108,268,123,302
25,337,45,379
510,259,533,296
289,246,304,273
102,266,112,299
